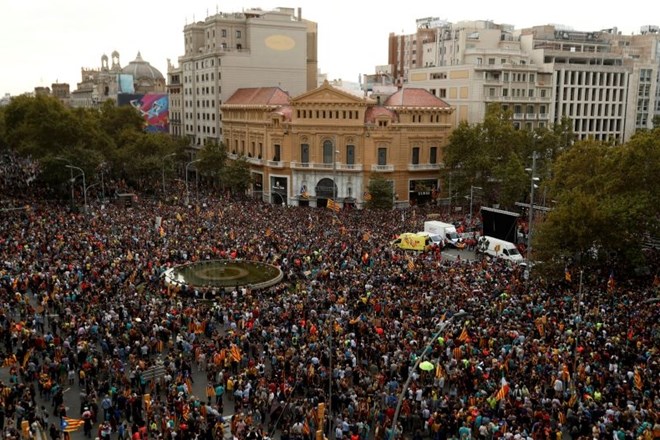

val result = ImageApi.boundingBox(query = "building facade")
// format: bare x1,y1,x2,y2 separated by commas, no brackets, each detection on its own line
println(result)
392,21,660,143
168,7,318,148
221,81,454,208
70,51,165,108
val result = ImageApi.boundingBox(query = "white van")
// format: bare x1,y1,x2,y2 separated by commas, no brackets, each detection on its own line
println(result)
477,236,524,263
417,231,444,248
424,221,462,248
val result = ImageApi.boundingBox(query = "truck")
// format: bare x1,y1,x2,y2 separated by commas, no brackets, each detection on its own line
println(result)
476,236,524,264
391,232,432,251
424,221,463,248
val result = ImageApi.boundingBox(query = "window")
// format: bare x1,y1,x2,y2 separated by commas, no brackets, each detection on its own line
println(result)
301,144,309,163
378,148,387,165
273,145,281,162
477,57,483,65
439,89,447,98
323,140,333,164
412,147,420,165
236,44,242,50
488,58,495,65
346,145,355,165
222,29,227,37
503,88,508,97
236,30,241,38
529,73,535,83
430,147,437,164
503,73,509,82
489,88,495,97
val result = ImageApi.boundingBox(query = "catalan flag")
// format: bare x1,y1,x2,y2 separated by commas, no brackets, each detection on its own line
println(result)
558,412,566,425
495,383,510,401
435,363,445,379
363,192,372,201
568,393,578,408
265,228,272,237
457,327,470,343
634,369,643,390
607,271,615,292
407,258,415,271
327,199,340,213
62,417,85,432
565,269,572,283
230,345,242,362
362,232,370,242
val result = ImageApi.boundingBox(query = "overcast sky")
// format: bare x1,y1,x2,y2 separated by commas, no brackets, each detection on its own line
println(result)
1,0,653,96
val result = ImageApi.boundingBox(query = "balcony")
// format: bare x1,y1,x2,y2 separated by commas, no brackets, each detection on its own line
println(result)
538,113,549,120
525,114,537,120
408,163,443,171
371,164,395,172
513,113,524,119
289,161,362,171
266,160,285,168
246,157,264,166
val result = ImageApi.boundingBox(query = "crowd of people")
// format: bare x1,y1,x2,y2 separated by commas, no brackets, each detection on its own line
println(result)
0,152,658,440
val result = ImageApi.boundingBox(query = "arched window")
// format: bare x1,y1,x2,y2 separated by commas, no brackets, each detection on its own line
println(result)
323,140,334,164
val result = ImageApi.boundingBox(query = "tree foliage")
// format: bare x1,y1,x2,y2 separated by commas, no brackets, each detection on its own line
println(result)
221,157,251,196
534,131,660,275
366,175,393,210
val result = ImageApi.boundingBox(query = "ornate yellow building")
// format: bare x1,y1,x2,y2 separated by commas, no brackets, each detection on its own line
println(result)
221,81,454,208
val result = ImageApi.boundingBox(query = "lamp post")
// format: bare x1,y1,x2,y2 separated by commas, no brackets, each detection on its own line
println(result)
526,152,539,262
469,186,482,221
161,153,176,197
55,156,74,209
65,165,87,213
390,311,470,438
333,138,339,202
185,159,201,205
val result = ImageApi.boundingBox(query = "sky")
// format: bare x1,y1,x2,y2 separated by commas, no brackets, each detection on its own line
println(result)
1,0,654,96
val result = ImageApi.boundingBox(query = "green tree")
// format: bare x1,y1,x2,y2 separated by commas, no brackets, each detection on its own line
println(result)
442,104,529,209
365,175,393,210
196,141,228,186
221,157,251,196
534,132,660,275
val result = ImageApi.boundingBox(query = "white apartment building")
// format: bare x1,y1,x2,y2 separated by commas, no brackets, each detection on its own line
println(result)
395,21,660,143
168,7,317,147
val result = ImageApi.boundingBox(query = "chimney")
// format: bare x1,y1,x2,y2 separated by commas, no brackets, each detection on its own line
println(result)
297,7,301,21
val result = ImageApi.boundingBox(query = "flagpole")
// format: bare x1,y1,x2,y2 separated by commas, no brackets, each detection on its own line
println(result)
390,311,469,439
571,269,584,393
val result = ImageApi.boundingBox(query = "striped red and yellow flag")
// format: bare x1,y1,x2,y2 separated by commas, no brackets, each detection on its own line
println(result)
457,327,470,343
407,258,415,271
634,369,643,390
568,393,578,408
327,199,340,213
63,417,85,432
495,384,510,401
230,345,242,362
558,412,566,425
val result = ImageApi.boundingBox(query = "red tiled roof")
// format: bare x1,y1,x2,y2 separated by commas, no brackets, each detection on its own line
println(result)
224,87,290,105
365,106,398,123
383,88,451,108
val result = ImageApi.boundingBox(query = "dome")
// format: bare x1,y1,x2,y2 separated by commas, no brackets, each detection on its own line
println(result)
121,52,164,81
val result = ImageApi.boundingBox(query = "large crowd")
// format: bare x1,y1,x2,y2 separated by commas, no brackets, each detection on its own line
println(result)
0,152,658,440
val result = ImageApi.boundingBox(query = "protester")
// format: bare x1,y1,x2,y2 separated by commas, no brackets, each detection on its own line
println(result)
0,152,658,440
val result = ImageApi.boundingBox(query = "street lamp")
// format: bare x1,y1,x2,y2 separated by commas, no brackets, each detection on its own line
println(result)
65,164,87,213
525,152,540,262
333,139,340,202
185,159,201,205
161,153,176,197
390,311,470,438
469,186,482,221
55,156,74,208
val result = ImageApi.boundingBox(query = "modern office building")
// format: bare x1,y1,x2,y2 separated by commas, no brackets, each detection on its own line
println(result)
168,7,318,148
220,81,454,208
392,20,660,143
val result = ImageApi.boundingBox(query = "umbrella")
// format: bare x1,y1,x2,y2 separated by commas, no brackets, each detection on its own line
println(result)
419,361,435,371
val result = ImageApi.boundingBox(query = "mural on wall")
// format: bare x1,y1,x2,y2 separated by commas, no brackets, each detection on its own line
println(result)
117,93,169,133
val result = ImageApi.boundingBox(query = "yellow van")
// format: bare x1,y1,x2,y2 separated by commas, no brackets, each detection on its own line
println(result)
391,232,432,251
